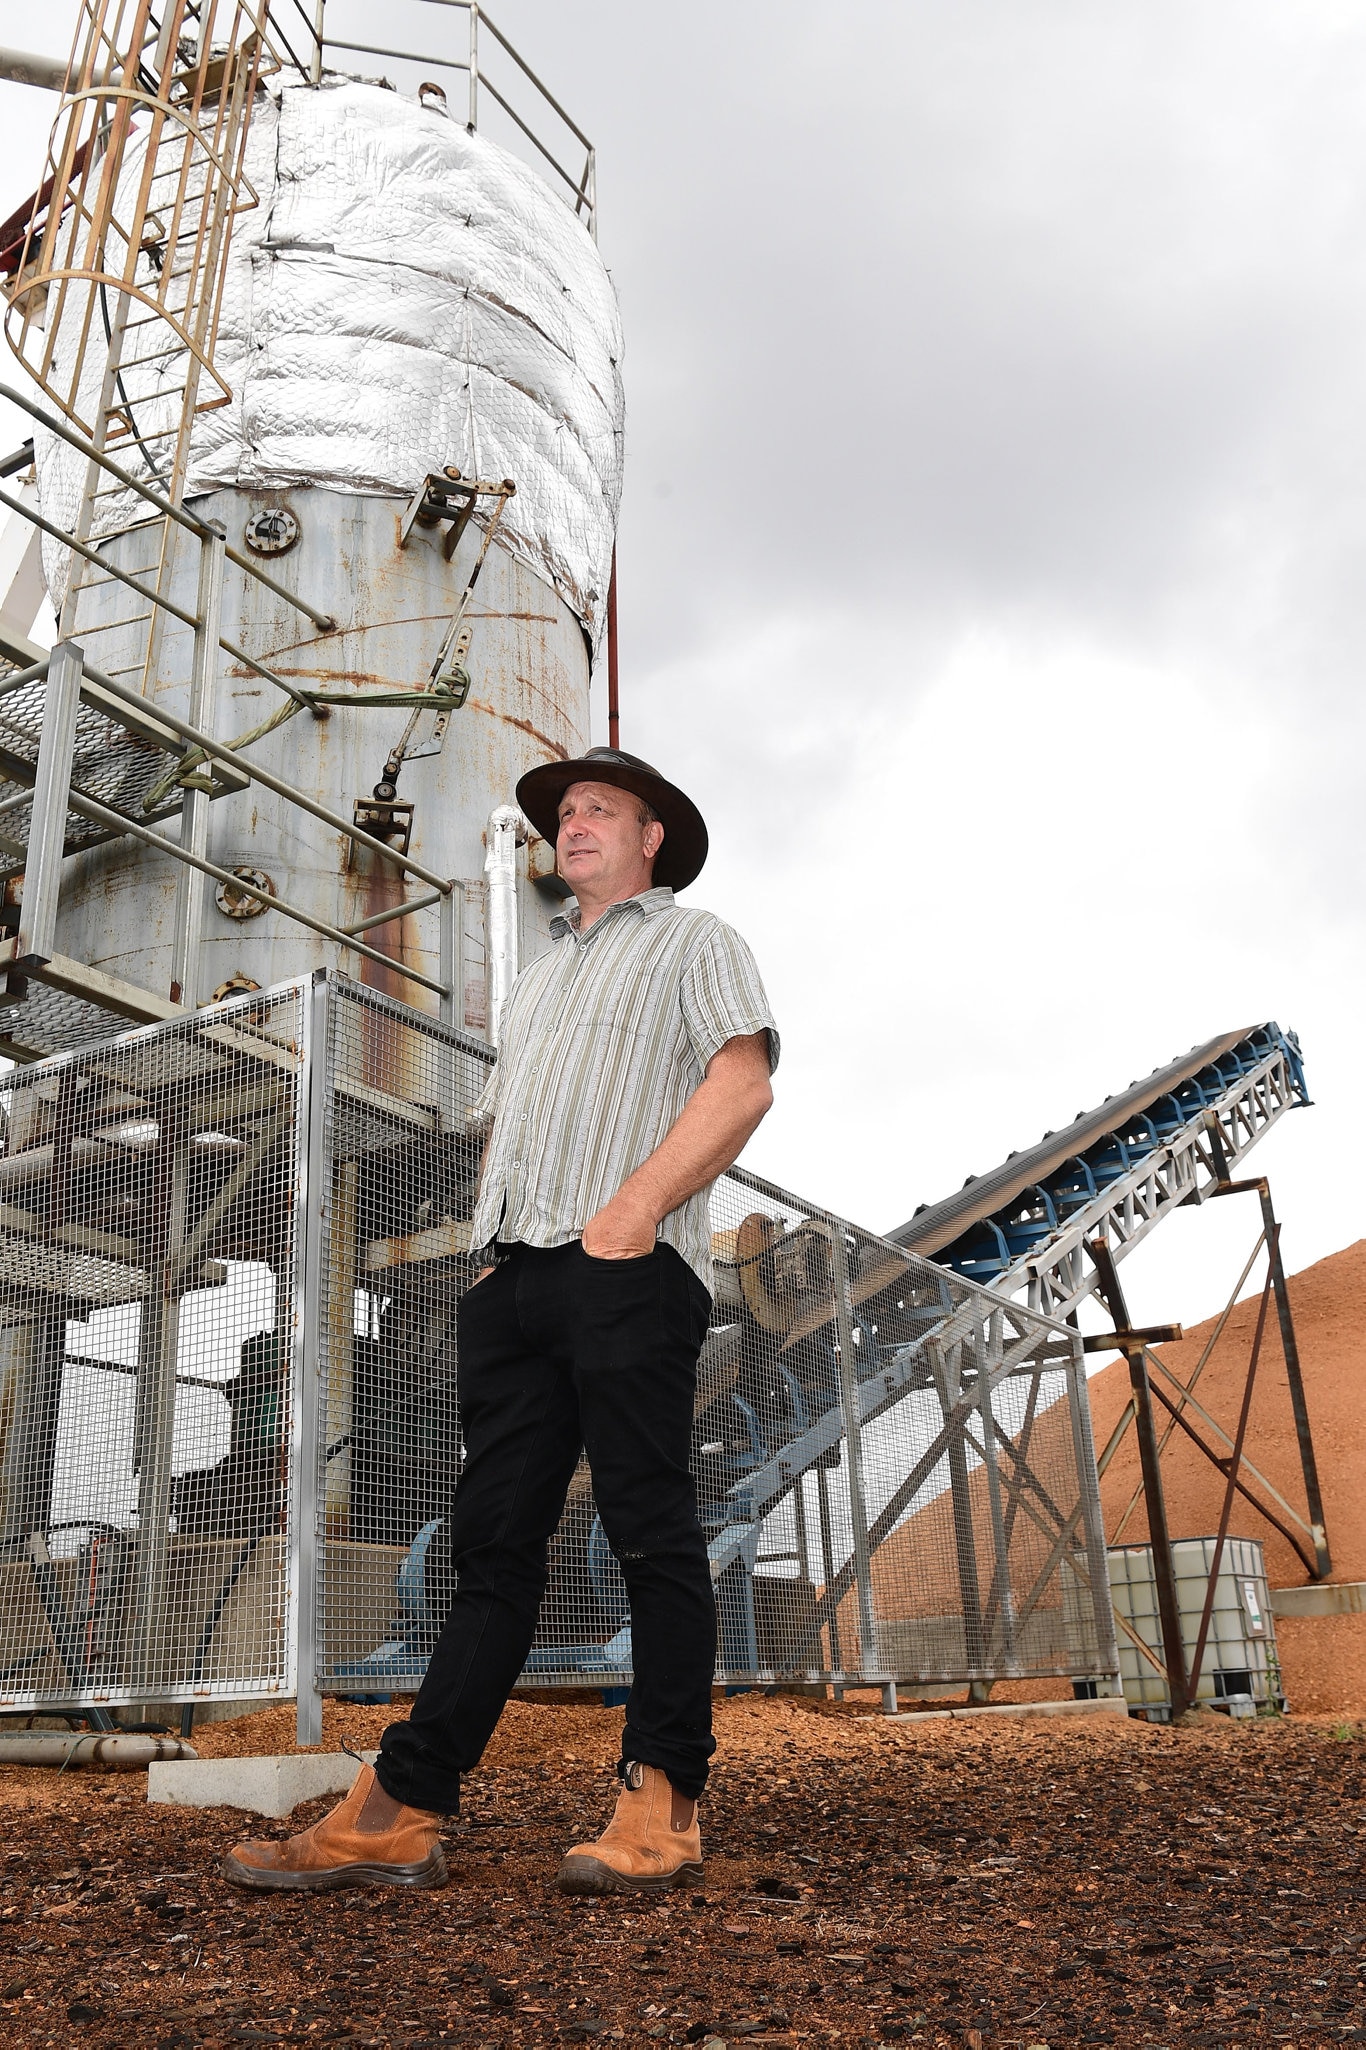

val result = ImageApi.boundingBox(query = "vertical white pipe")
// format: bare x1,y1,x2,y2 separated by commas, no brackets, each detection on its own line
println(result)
484,804,524,1047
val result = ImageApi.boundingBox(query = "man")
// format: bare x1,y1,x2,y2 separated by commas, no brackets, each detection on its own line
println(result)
224,747,777,1896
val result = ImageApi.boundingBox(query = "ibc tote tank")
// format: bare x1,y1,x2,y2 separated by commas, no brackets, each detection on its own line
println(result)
32,71,625,1020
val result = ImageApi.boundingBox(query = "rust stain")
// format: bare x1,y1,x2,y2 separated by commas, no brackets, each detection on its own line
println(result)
350,849,440,1046
357,865,414,1014
237,609,555,671
465,699,568,759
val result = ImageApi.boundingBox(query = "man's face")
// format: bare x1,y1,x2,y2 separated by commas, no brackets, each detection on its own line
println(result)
556,780,663,901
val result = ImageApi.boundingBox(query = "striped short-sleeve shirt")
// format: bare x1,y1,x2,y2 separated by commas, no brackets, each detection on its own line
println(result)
468,886,779,1292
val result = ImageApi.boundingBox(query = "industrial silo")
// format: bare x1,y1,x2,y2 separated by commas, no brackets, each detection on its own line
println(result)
0,16,637,1731
28,64,624,1020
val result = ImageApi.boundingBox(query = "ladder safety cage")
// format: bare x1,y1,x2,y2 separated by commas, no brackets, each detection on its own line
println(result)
3,0,318,499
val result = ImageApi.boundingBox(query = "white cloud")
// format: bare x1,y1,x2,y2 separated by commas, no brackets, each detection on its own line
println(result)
0,0,1362,1325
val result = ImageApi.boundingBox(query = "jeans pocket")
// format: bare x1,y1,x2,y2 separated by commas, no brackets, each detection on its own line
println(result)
576,1241,658,1267
456,1263,501,1332
571,1243,663,1371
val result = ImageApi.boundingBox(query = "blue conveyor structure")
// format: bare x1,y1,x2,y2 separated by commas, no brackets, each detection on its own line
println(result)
888,1022,1307,1320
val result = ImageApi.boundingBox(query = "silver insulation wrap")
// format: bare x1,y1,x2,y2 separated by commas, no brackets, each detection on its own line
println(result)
35,74,625,645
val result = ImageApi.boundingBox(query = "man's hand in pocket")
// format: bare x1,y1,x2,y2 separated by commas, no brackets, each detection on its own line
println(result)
581,1193,656,1260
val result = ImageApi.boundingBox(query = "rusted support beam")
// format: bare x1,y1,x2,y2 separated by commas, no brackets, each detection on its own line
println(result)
1082,1323,1183,1353
1087,1234,1191,1718
1207,1160,1331,1578
1186,1257,1276,1699
1144,1371,1318,1578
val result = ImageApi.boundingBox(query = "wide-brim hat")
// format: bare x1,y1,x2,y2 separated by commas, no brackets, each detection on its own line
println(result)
515,747,709,892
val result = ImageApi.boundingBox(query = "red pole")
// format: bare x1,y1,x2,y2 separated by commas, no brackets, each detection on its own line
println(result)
606,542,620,750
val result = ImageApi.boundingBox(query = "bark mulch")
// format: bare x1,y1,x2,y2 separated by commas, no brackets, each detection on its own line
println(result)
5,1694,1366,2049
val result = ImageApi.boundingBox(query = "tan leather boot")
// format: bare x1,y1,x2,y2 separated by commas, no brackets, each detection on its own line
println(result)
558,1761,703,1894
222,1763,448,1892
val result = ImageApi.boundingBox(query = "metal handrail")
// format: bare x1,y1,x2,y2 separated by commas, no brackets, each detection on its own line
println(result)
76,655,455,895
0,381,336,635
0,478,319,716
66,785,447,998
317,0,597,235
263,0,325,79
475,4,594,152
325,38,469,71
476,70,594,215
0,643,454,1002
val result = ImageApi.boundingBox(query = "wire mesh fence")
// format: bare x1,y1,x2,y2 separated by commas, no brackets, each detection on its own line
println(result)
0,981,306,1713
312,982,1117,1711
0,972,1118,1724
690,1172,1118,1695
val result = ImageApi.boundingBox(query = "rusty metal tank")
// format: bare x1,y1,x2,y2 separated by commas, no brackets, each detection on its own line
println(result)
34,72,624,1021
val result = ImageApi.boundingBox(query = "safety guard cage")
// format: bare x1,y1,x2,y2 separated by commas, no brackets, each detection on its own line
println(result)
0,972,1120,1727
0,977,309,1715
311,979,1119,1726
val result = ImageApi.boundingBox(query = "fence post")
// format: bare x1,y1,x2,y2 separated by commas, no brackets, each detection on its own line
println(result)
814,1462,842,1675
1065,1330,1123,1690
439,879,463,1031
931,1333,988,1678
129,1107,191,1704
974,1312,1020,1672
292,974,329,1746
170,523,225,1006
829,1226,879,1684
16,641,80,965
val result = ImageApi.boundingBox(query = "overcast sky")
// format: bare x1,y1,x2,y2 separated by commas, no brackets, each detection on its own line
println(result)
1,2,1363,1330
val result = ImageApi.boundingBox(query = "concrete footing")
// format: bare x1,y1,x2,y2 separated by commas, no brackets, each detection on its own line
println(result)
892,1695,1130,1725
147,1750,377,1818
1270,1581,1366,1619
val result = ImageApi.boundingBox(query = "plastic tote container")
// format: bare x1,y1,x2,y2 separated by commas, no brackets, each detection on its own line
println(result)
1108,1537,1283,1717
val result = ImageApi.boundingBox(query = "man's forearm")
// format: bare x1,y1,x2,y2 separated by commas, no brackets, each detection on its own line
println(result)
621,1073,770,1223
582,1033,773,1257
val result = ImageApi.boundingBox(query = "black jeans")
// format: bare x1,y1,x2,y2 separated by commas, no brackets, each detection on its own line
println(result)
375,1239,716,1814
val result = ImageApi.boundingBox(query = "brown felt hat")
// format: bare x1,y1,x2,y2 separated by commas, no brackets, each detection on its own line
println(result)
516,747,709,892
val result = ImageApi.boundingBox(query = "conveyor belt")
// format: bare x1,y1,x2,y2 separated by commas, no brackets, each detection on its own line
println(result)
888,1021,1308,1290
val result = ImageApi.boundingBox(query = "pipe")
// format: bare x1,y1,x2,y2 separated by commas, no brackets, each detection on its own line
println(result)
0,1732,198,1768
79,656,455,893
484,804,524,1047
0,48,66,92
606,542,620,749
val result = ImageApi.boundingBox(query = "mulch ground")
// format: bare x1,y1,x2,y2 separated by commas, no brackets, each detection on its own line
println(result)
5,1694,1366,2050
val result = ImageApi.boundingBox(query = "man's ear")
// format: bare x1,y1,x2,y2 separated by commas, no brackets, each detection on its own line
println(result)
643,819,665,863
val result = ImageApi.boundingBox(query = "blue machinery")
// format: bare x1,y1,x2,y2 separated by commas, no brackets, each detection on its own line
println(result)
334,1020,1312,1696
